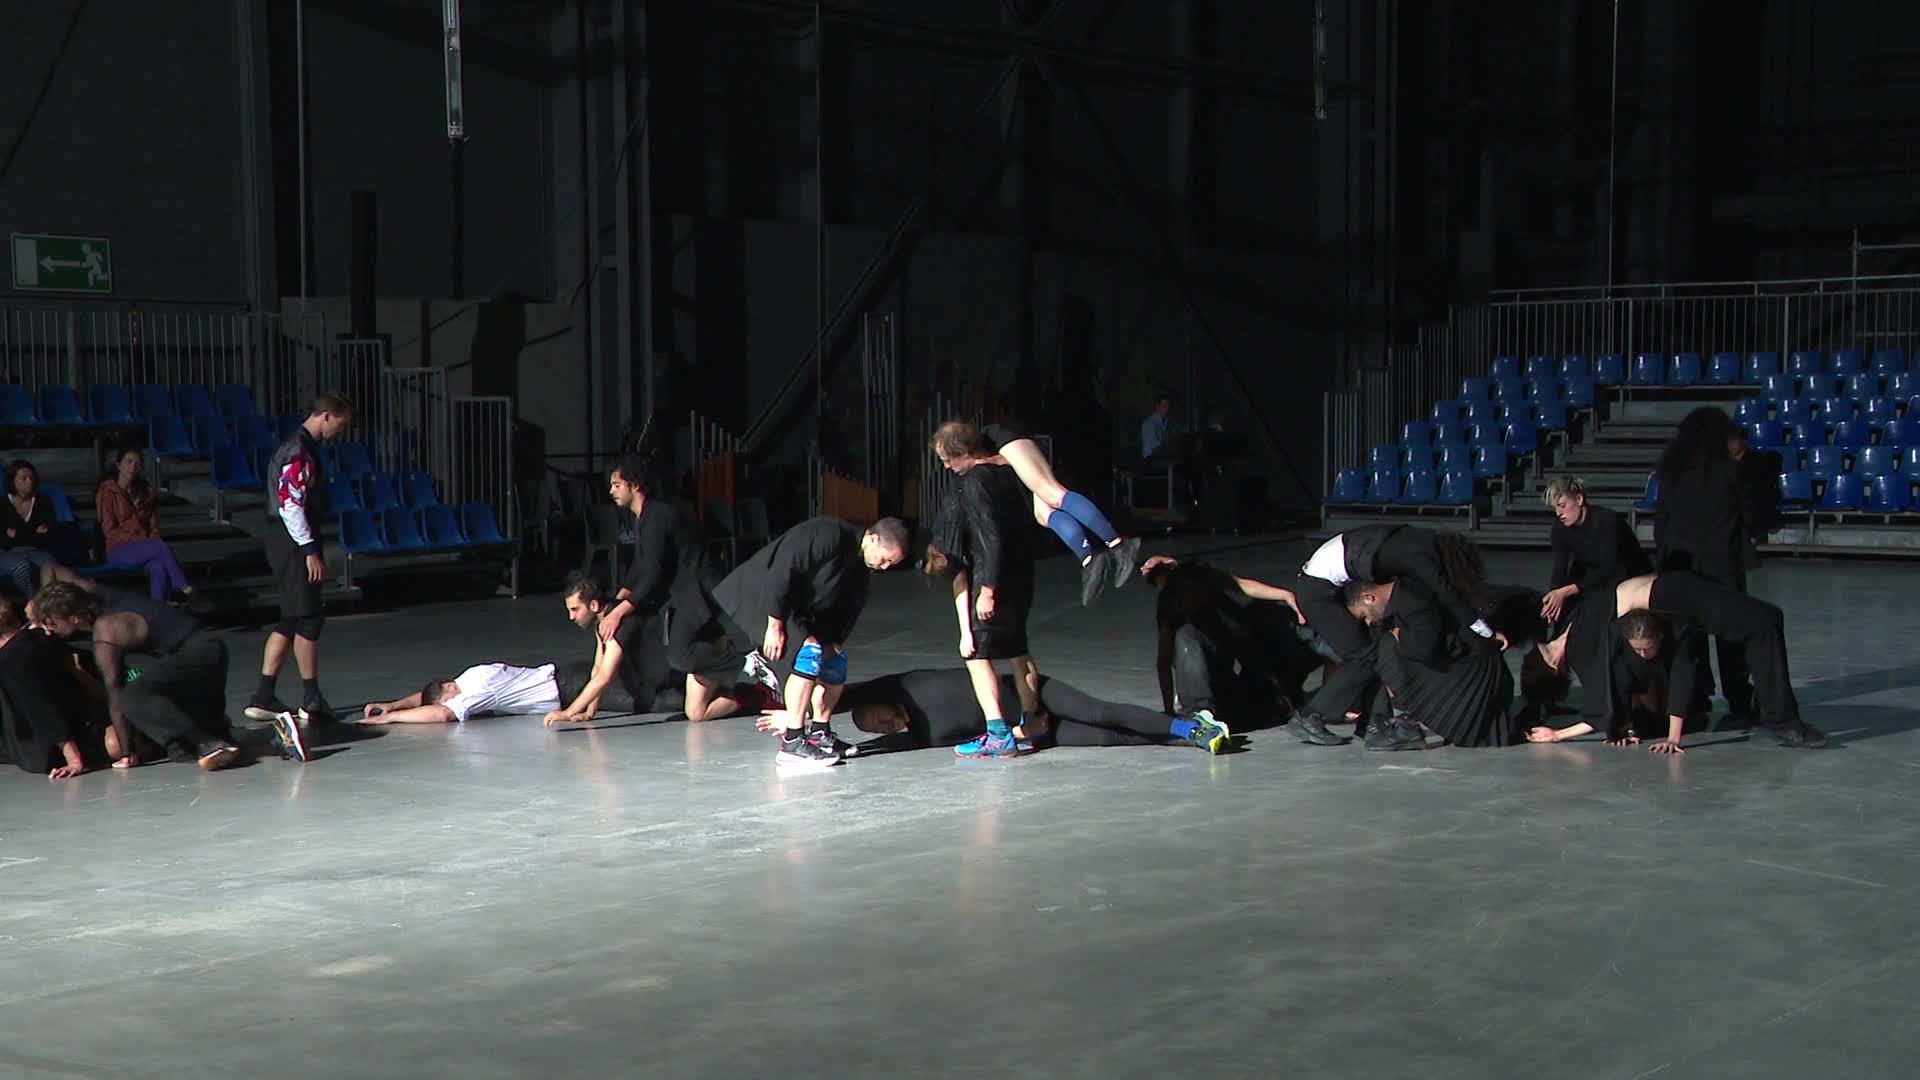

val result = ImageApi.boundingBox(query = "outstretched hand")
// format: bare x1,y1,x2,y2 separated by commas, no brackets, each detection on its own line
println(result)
1647,738,1685,755
1525,726,1561,744
1140,554,1178,578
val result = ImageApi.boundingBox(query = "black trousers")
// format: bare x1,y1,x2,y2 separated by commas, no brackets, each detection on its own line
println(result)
1650,572,1797,729
1171,623,1303,728
1293,573,1408,717
1660,552,1753,715
1038,678,1172,747
122,634,230,750
622,611,676,709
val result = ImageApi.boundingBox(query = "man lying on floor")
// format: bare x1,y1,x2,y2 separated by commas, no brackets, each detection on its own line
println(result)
359,661,573,725
755,668,1233,754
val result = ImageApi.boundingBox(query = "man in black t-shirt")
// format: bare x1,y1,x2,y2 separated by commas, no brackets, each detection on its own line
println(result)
584,456,695,713
545,577,655,724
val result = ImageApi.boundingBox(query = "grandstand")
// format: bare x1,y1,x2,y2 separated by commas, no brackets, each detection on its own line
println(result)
1320,277,1920,556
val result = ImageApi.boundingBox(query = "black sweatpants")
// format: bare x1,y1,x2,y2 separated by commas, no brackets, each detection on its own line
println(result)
1171,623,1301,727
121,634,230,750
1039,678,1173,747
1294,573,1409,718
1649,572,1797,729
619,611,675,709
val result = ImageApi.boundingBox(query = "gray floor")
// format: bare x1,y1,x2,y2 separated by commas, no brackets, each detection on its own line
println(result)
5,539,1920,1079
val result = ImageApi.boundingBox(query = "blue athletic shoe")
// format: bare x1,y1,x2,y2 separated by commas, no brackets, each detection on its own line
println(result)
1184,708,1232,754
955,730,1029,759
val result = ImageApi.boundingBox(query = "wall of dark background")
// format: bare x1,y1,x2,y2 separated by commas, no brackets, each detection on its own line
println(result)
4,0,1919,508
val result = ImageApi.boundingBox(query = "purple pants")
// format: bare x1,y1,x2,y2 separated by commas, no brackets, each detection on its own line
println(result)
109,539,191,600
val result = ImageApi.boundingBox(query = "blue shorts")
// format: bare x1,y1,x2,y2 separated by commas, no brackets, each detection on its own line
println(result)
794,643,848,685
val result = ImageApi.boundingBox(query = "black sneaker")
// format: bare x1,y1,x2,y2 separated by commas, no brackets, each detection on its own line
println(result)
197,741,241,771
1753,722,1829,749
298,695,335,726
271,711,310,763
775,731,842,770
1107,537,1143,588
1288,711,1352,746
1364,714,1426,752
244,696,290,722
1080,551,1113,606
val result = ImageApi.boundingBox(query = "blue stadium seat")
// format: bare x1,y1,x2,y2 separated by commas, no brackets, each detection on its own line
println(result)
1493,378,1527,404
1490,356,1520,380
1463,400,1499,428
1868,474,1911,513
1864,396,1898,428
1788,351,1822,376
1889,372,1916,400
1884,420,1920,447
35,385,87,425
1430,399,1463,424
1803,445,1845,479
1369,444,1398,469
339,509,390,554
1733,398,1769,427
1402,443,1435,473
1559,355,1590,380
1831,420,1870,452
210,444,260,491
215,383,258,419
1594,354,1626,386
233,414,276,456
1856,445,1899,478
1326,468,1366,504
1745,352,1781,382
40,482,76,523
1471,445,1508,480
1396,471,1437,506
273,414,301,441
380,507,431,551
1904,447,1920,474
1362,467,1400,504
1762,372,1797,402
0,384,41,426
1789,422,1827,451
1817,472,1863,511
1401,420,1433,446
460,502,515,544
1840,374,1881,401
1777,470,1814,511
175,384,219,423
1706,352,1741,385
1563,376,1597,408
1435,444,1472,473
1748,420,1786,451
1776,398,1815,425
1434,470,1473,507
1631,353,1665,385
1830,349,1864,376
1817,396,1852,421
1434,420,1469,448
1634,472,1660,511
1523,356,1554,381
132,384,175,421
1526,377,1561,402
1533,399,1569,430
1800,372,1837,400
334,441,376,482
1461,377,1492,402
193,415,234,454
1872,349,1909,376
327,471,362,517
402,470,439,510
360,472,402,515
1668,352,1702,386
1504,420,1540,455
148,416,196,459
421,504,472,547
88,384,137,426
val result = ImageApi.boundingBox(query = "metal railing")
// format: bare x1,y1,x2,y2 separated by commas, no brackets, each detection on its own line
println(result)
376,368,452,492
1,304,324,417
916,390,976,527
322,337,388,428
860,312,900,497
449,395,516,535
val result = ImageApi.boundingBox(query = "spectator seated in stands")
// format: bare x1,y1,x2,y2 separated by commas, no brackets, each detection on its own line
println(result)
0,593,117,780
0,459,61,596
95,447,200,605
1140,391,1178,460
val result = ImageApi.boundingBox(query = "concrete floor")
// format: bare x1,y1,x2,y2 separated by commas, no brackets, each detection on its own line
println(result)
4,538,1919,1079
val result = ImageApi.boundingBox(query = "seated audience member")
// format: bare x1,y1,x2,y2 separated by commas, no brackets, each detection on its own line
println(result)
0,459,61,597
96,447,199,604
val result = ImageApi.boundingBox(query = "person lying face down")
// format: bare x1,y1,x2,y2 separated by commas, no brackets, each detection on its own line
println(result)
759,667,1234,755
359,662,564,725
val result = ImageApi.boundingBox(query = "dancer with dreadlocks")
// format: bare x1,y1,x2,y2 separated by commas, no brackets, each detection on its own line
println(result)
1653,406,1755,723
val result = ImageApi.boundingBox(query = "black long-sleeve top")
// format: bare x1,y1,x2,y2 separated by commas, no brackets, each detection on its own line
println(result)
1379,579,1461,668
1548,504,1651,594
0,629,96,770
0,493,58,549
1655,460,1749,582
957,464,1031,590
712,517,870,645
624,498,697,616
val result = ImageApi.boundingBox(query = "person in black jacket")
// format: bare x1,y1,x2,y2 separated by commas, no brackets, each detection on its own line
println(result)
1653,407,1753,722
1540,477,1651,623
1343,578,1517,748
0,594,111,779
584,455,695,712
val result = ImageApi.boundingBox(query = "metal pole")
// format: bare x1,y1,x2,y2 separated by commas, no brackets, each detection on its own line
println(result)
296,0,310,306
814,3,827,476
1605,0,1620,294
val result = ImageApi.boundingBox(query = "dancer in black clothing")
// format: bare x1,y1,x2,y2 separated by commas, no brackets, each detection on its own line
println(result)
1343,578,1517,748
1142,554,1331,746
0,595,112,779
930,420,1141,606
1654,407,1755,720
34,582,310,769
1540,477,1651,623
671,515,910,768
1526,610,1688,748
545,577,647,725
584,455,695,712
1292,524,1501,750
780,668,1227,753
246,392,355,726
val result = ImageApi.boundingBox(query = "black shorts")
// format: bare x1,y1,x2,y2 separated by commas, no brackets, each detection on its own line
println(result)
268,540,324,620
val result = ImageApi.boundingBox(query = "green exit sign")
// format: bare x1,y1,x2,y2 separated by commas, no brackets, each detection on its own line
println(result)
10,233,114,294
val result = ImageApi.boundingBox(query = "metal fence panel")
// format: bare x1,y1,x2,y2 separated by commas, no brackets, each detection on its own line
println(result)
449,396,516,534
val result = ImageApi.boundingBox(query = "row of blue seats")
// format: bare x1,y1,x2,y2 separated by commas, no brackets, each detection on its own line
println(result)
340,504,515,556
1734,394,1918,429
1368,442,1511,477
1460,376,1596,407
1749,371,1917,403
1635,468,1920,516
1491,348,1914,385
1,382,265,429
1744,418,1920,452
150,413,301,461
1776,444,1920,480
1406,409,1568,447
1326,468,1476,508
320,468,441,517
